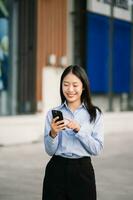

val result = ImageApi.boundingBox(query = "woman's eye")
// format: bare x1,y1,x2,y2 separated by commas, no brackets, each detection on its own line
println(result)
64,84,69,87
73,85,78,87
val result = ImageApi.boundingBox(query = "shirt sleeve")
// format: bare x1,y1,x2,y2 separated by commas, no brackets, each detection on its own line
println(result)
44,110,59,156
75,111,104,156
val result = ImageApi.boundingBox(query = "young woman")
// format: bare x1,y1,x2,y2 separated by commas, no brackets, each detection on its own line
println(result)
42,65,104,200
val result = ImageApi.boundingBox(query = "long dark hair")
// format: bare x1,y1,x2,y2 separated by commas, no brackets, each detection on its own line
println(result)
60,65,101,122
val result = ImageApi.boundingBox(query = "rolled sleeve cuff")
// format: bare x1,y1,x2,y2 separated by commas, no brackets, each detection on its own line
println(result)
47,134,58,144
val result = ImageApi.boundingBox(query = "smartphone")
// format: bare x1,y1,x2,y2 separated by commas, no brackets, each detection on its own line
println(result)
52,110,64,122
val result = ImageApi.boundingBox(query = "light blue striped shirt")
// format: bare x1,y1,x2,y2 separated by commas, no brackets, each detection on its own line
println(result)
44,102,104,158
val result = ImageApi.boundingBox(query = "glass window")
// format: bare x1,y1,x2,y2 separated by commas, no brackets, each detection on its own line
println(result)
0,0,9,115
97,0,129,10
115,0,129,9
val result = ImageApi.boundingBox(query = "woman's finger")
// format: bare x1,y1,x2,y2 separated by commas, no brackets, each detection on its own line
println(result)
52,116,59,123
58,123,66,129
56,120,65,126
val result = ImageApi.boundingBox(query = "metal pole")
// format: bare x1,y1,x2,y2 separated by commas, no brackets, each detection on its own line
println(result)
108,0,114,111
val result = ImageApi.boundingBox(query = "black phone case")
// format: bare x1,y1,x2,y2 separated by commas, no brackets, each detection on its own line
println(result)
52,110,63,122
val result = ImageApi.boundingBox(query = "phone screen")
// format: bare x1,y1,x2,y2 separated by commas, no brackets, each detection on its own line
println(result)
52,110,63,122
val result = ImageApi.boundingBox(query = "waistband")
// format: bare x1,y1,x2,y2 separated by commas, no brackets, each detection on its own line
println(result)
52,155,91,164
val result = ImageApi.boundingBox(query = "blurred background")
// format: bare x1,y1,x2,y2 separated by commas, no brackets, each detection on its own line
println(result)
0,1,133,199
0,0,133,116
0,0,133,144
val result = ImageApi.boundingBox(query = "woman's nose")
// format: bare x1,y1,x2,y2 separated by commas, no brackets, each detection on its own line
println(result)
68,85,74,92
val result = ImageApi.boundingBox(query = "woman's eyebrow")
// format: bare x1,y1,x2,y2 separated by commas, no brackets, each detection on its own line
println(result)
63,81,69,83
63,81,78,84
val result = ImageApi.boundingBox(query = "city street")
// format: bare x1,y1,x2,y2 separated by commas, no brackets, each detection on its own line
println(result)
0,129,133,200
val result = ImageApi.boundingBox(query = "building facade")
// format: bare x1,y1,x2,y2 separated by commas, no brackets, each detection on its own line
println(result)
0,0,133,116
67,0,133,111
86,0,133,111
0,0,67,116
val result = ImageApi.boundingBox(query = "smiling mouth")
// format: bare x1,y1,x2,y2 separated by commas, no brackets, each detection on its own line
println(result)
67,94,75,97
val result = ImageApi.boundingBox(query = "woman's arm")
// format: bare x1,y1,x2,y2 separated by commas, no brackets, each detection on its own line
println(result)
44,111,59,156
75,112,104,156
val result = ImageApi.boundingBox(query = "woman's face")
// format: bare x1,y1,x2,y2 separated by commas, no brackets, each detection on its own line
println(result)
62,73,83,104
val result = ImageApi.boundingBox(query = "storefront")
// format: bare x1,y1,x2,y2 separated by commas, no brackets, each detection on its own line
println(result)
0,0,67,116
0,0,10,115
0,0,37,116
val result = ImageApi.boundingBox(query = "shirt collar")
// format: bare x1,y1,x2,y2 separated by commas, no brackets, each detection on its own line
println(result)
82,102,87,109
60,101,86,110
57,102,67,109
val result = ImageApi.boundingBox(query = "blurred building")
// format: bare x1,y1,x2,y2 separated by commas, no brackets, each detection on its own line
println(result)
0,0,133,116
86,0,133,111
0,0,67,116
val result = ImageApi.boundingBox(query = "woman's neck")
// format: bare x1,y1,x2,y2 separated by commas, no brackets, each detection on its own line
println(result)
67,101,81,112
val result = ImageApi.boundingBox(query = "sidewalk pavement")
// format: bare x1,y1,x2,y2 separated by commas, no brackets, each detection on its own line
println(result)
0,125,133,200
0,111,133,146
0,111,133,199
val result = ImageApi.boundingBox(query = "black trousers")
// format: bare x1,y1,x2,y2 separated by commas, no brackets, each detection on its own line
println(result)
42,155,96,200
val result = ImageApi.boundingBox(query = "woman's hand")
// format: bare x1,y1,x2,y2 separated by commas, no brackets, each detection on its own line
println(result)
66,120,80,133
50,117,66,138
